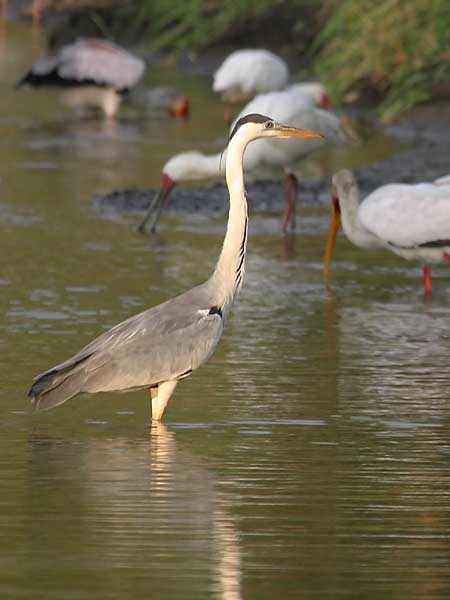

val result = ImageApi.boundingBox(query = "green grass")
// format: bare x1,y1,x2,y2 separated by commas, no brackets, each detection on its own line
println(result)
313,0,450,119
110,0,449,118
114,0,282,50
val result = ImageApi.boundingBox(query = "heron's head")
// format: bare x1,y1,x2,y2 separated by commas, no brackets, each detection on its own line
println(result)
228,113,323,146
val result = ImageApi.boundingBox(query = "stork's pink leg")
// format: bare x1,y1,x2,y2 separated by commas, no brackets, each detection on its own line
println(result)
282,174,298,233
423,264,432,295
224,106,233,126
0,0,6,44
444,253,450,261
32,0,41,31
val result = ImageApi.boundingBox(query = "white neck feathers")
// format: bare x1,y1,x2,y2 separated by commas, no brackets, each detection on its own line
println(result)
336,178,381,249
209,126,253,314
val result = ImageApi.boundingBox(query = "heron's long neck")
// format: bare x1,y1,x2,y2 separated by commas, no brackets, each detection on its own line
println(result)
338,182,381,249
210,132,249,314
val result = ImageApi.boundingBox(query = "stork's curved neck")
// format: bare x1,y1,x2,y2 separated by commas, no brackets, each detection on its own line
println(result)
198,153,224,178
336,179,380,248
209,129,251,314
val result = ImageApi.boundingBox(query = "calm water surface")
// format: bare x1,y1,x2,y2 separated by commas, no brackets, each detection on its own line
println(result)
1,24,450,600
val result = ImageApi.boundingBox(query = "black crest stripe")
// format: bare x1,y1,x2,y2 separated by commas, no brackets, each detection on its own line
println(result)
228,113,272,144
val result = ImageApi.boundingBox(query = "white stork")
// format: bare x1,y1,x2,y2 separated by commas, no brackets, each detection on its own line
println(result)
212,49,329,124
324,170,450,295
17,38,146,118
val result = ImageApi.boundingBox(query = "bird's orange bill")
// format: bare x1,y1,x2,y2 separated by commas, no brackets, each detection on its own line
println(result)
278,125,323,139
324,195,341,277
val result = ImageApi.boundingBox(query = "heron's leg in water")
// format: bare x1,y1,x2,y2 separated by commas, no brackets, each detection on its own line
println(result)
282,174,298,233
151,380,178,421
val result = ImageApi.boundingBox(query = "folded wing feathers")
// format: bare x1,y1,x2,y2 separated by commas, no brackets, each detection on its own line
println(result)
360,185,450,247
29,289,223,411
22,39,145,91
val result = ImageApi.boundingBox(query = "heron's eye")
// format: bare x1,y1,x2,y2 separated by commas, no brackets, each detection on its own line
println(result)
265,121,274,129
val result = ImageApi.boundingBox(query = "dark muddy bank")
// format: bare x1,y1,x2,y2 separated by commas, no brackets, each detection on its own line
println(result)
94,102,450,220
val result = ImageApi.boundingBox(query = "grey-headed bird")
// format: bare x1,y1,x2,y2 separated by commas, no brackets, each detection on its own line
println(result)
29,114,322,421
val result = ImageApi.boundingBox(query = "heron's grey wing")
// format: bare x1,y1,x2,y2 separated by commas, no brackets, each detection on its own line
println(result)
58,39,146,90
82,308,224,393
30,289,223,399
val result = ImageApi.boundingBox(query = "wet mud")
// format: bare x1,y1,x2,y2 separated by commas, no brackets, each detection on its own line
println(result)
94,102,450,219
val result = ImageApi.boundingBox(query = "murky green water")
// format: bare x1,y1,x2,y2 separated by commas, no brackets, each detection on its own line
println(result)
1,24,450,600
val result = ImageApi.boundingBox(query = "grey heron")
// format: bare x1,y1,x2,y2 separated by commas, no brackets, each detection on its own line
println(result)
29,113,322,421
324,170,450,294
138,85,342,234
17,38,146,119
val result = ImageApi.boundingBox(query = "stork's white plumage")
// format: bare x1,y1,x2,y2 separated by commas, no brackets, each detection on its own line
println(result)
138,85,343,233
232,86,340,173
324,170,450,294
434,174,450,187
213,49,289,102
18,38,146,118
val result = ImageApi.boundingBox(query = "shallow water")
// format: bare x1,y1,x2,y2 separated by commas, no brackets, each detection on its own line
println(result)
1,24,450,600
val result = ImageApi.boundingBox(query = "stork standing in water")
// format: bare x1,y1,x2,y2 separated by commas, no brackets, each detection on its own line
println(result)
138,84,341,234
29,114,322,420
324,170,450,294
17,38,146,119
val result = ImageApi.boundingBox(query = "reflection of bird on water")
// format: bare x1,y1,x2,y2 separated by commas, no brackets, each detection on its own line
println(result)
29,114,322,421
336,300,450,411
324,170,450,295
30,423,242,599
17,38,146,119
138,84,340,234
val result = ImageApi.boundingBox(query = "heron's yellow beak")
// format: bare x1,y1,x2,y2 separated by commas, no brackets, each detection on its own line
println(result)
324,195,341,277
276,124,324,139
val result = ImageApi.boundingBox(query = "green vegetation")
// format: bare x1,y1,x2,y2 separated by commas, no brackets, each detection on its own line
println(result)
314,0,450,120
115,0,283,50
111,0,449,118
